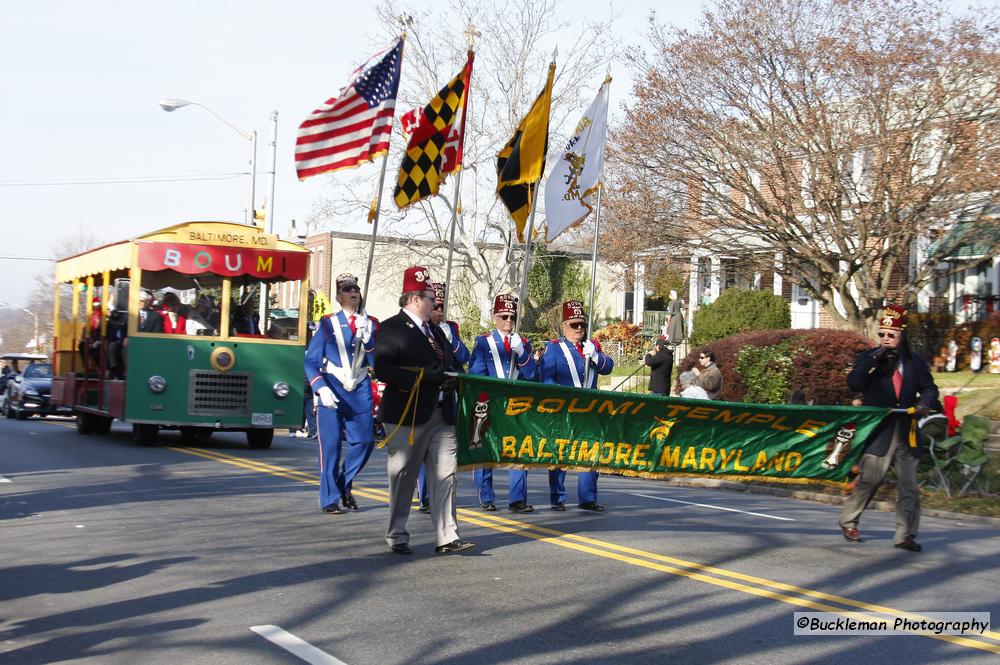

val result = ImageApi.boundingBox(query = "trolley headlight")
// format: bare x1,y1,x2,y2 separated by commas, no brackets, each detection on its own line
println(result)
273,381,290,398
148,375,167,394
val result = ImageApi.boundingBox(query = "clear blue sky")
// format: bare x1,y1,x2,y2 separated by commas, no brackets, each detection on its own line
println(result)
0,1,704,309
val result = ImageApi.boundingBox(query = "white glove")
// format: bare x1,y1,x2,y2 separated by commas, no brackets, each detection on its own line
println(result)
316,386,338,409
356,315,373,343
438,321,453,343
509,333,525,356
582,341,598,361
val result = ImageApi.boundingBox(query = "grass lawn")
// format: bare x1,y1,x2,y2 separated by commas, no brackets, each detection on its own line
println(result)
933,371,1000,420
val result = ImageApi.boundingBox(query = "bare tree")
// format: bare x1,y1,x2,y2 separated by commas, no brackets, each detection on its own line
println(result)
309,0,619,322
606,0,1000,334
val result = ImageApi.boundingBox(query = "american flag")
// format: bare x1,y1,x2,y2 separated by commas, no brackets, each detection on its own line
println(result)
295,39,404,180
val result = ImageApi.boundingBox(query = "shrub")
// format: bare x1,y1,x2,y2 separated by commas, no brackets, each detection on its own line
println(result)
679,328,871,404
593,321,646,366
690,289,790,346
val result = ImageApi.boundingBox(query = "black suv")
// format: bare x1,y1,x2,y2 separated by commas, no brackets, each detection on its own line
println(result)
4,362,67,419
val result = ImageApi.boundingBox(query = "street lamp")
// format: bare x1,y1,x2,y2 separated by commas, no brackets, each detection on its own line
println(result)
158,98,257,226
0,303,40,353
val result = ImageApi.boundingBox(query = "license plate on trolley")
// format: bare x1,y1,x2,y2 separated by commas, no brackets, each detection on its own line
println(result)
251,413,273,426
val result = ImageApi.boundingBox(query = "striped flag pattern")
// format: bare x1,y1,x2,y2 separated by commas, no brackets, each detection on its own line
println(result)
295,39,404,181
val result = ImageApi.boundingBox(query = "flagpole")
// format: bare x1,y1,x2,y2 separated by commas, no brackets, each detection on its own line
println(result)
583,185,603,388
442,173,462,320
442,43,475,320
361,148,392,305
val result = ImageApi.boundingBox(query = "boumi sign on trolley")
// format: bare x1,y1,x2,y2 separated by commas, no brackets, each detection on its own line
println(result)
456,374,891,486
137,242,308,279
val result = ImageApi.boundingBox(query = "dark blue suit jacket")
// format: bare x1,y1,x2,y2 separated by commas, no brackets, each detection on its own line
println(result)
847,347,939,457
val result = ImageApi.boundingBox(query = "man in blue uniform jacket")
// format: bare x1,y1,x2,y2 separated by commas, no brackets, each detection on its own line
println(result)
540,299,614,512
416,282,471,513
303,274,377,514
469,293,538,513
840,304,939,552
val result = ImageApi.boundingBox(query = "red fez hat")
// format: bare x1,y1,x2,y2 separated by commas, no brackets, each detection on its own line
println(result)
562,299,585,322
402,265,432,293
879,304,907,331
335,273,359,291
431,282,446,303
493,293,517,315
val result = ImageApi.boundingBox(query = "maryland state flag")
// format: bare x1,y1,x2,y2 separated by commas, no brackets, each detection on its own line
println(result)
394,52,474,209
496,62,555,242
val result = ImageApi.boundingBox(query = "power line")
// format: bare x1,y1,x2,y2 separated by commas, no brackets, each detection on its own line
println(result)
0,256,55,262
0,172,248,187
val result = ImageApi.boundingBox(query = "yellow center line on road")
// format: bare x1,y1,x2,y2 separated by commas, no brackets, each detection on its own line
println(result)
116,442,1000,654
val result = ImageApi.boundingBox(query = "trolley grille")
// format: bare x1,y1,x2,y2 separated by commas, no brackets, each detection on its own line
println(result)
188,371,252,415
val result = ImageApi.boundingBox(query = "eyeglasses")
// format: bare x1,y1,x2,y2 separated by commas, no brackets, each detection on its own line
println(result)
496,314,516,322
876,331,898,339
566,321,586,330
419,293,435,301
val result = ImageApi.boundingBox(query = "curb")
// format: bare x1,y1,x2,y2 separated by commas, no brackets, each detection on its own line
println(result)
659,476,1000,528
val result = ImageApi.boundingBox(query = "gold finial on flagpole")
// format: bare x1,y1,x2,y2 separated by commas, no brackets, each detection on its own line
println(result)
464,22,480,52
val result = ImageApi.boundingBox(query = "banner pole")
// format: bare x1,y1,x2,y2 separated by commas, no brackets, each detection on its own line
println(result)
583,185,603,388
442,170,463,320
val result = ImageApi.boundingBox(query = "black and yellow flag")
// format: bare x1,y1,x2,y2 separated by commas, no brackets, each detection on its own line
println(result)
394,53,474,210
496,62,555,242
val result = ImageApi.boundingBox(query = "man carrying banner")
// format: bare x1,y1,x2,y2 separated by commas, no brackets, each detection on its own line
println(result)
374,266,473,555
416,282,471,513
839,304,939,552
469,294,538,513
303,274,377,514
540,300,614,511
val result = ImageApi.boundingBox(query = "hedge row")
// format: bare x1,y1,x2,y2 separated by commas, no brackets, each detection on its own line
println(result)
678,328,872,405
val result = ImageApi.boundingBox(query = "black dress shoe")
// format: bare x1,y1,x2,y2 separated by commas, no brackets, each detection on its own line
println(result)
480,502,497,512
508,501,534,513
342,494,359,510
551,502,566,511
894,536,922,552
434,540,475,554
390,543,412,555
323,504,345,514
418,504,431,514
578,502,606,512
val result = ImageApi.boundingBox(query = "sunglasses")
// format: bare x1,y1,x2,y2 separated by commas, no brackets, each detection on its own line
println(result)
339,285,360,293
876,331,898,339
566,321,586,330
433,304,444,311
699,355,707,359
496,314,516,322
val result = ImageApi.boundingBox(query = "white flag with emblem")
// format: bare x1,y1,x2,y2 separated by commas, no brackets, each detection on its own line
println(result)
543,79,610,243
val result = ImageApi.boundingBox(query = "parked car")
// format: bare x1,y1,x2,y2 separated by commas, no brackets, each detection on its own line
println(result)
4,361,70,420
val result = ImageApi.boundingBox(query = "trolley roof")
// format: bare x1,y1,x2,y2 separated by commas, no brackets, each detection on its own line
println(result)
54,221,308,282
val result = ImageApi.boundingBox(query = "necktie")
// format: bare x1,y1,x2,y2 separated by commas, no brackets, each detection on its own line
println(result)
423,323,445,362
349,314,356,336
892,365,903,398
504,335,511,354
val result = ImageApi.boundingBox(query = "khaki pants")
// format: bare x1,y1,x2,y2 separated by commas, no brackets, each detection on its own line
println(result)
384,408,460,548
839,421,921,543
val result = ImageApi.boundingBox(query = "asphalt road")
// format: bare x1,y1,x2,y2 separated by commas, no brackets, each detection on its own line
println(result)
2,415,999,665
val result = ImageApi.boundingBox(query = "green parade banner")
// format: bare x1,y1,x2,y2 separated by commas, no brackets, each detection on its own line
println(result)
455,374,893,486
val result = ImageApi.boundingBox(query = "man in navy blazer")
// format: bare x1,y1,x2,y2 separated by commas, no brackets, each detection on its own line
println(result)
840,304,939,552
373,266,474,556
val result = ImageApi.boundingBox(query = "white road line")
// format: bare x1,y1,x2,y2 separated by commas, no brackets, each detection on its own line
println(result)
0,475,10,483
250,625,349,665
628,491,795,521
